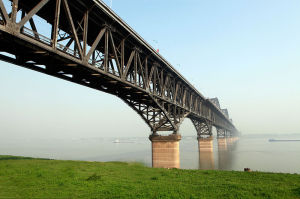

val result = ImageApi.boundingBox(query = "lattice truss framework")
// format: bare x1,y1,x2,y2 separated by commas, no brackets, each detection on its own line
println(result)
217,128,227,138
0,0,236,134
191,119,212,138
123,97,189,132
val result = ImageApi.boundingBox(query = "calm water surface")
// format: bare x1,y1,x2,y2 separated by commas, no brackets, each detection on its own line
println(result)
1,134,300,174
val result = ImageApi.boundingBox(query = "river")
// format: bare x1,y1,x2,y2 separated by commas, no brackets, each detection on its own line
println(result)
0,134,299,174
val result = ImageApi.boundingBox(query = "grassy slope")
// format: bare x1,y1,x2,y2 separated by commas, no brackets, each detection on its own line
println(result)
0,156,299,199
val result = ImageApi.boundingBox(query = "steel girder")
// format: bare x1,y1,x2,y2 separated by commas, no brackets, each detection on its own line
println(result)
0,0,237,134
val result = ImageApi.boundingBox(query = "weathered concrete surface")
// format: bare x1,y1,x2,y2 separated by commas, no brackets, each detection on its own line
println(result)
217,138,228,151
149,134,181,168
198,136,214,152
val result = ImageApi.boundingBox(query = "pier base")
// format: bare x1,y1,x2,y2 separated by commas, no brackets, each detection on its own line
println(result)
198,136,214,169
149,134,181,168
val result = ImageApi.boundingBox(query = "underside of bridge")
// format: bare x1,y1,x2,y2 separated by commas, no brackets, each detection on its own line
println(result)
0,0,239,168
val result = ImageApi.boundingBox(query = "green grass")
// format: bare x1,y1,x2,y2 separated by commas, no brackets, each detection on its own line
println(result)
0,155,299,199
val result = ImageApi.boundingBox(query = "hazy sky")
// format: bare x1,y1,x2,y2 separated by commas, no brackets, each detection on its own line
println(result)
0,0,300,139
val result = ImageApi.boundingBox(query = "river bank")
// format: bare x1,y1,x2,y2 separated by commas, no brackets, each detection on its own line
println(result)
0,155,299,199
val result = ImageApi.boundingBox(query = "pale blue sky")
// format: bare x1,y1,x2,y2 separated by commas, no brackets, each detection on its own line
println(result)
0,0,300,139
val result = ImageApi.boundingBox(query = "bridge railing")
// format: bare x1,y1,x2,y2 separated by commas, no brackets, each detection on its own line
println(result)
22,27,81,59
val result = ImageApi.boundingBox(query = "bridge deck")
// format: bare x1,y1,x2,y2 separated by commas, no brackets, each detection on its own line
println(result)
0,0,237,135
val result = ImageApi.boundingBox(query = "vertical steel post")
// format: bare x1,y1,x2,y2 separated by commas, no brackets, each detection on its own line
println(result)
52,0,61,48
121,39,124,73
104,29,109,72
12,0,19,23
83,10,89,57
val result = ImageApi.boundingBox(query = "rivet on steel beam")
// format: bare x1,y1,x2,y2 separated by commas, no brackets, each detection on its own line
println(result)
65,64,78,66
33,51,47,54
91,73,101,76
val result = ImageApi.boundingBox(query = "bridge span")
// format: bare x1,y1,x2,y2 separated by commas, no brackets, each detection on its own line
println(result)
0,0,239,168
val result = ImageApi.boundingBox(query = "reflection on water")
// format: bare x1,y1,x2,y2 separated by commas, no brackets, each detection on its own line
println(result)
198,137,214,170
0,134,300,173
197,137,239,170
217,138,228,170
217,137,238,170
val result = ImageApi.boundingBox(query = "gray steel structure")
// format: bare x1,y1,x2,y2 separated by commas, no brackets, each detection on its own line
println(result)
0,0,238,137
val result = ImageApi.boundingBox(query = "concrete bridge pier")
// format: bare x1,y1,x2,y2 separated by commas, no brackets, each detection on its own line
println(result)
217,137,228,151
149,133,181,168
198,136,214,152
198,136,214,170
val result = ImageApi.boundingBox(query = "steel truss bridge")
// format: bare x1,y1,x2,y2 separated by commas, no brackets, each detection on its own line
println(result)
0,0,238,137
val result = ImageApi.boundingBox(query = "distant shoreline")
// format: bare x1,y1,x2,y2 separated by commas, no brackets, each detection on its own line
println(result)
269,139,300,142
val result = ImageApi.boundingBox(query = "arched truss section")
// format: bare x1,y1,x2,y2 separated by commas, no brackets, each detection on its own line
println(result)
221,109,229,118
191,118,212,138
217,128,226,138
121,95,189,133
209,98,220,109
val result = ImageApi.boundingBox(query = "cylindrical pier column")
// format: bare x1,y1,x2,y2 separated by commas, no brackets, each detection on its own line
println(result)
149,134,181,168
198,136,214,152
198,136,214,169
